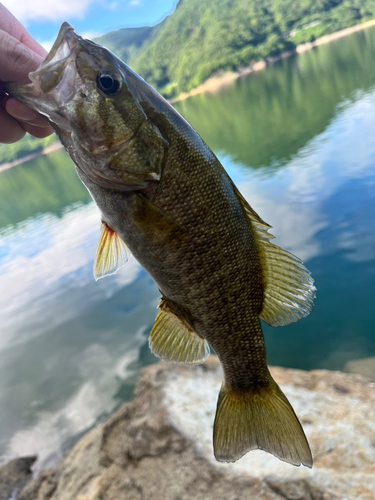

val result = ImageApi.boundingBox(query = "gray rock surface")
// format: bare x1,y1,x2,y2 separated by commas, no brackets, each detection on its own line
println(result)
17,357,375,499
0,456,36,500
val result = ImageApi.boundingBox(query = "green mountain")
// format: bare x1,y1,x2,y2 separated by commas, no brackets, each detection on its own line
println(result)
94,0,375,98
1,0,375,165
93,26,155,64
174,25,375,169
0,134,55,166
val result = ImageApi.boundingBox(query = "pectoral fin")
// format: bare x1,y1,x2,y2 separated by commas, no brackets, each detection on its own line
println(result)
232,183,316,327
93,221,129,280
149,299,210,365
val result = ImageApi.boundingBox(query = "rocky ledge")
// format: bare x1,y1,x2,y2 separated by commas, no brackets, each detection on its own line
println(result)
4,356,375,500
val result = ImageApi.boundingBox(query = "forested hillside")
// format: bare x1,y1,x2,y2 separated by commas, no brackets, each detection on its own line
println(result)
94,26,155,64
2,0,375,164
0,135,55,166
95,0,375,98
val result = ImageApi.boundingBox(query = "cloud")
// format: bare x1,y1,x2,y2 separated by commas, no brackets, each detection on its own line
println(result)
2,0,96,23
3,0,145,23
81,30,105,40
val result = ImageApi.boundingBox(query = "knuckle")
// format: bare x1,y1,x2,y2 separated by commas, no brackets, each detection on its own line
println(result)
0,31,34,81
9,39,31,72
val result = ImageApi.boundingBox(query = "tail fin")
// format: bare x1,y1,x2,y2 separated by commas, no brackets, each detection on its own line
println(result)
213,378,312,467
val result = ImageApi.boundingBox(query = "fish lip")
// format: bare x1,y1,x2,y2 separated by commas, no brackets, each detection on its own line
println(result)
38,22,76,68
5,22,79,98
28,22,79,93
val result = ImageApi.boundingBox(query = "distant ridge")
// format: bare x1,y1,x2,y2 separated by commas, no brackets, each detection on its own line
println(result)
94,26,155,64
93,0,375,99
2,0,375,166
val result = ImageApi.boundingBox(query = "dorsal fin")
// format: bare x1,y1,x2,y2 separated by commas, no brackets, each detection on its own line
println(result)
232,183,316,327
149,299,210,364
93,221,129,281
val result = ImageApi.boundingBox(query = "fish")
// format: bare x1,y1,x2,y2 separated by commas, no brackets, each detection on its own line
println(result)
6,22,316,467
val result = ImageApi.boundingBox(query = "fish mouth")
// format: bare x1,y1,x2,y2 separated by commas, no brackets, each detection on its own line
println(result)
5,23,82,131
5,22,81,106
29,22,79,93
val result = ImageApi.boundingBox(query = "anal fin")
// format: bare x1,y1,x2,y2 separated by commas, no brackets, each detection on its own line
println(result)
149,299,209,365
93,221,129,281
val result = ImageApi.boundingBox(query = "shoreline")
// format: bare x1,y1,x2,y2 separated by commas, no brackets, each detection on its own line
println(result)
172,18,375,103
1,17,375,170
0,142,62,173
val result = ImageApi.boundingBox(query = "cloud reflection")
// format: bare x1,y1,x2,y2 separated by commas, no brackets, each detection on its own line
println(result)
223,89,375,266
6,328,146,471
237,180,326,263
0,202,142,351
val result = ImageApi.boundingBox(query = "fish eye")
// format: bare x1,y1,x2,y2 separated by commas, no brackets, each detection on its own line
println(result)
96,72,120,94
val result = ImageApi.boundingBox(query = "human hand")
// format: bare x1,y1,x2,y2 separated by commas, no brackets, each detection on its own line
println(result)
0,3,53,143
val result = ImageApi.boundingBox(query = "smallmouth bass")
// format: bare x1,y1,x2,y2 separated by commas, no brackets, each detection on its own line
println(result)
7,23,315,467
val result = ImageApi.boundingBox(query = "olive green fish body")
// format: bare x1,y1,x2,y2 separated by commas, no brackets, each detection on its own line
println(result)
79,92,269,392
7,23,315,467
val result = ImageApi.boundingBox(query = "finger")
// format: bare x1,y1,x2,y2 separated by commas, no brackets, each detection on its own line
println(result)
6,98,52,129
0,106,26,143
0,29,44,83
20,121,54,139
0,4,47,58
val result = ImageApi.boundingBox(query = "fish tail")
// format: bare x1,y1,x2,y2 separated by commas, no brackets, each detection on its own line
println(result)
213,377,312,467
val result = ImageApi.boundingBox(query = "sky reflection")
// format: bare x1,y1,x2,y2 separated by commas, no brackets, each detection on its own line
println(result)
0,203,142,350
0,200,158,469
0,27,375,471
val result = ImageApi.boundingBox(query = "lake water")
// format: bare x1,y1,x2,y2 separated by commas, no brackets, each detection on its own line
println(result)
1,26,375,470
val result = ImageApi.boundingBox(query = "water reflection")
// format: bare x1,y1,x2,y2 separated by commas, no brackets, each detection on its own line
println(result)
0,199,159,469
0,24,375,471
216,91,375,372
175,27,375,169
0,150,91,228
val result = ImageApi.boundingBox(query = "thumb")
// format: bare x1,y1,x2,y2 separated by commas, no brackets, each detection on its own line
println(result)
0,29,44,84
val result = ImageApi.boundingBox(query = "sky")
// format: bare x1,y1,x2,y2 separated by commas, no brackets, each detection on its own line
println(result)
3,0,179,49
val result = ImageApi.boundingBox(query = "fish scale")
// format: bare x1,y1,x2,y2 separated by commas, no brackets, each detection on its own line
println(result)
6,22,315,467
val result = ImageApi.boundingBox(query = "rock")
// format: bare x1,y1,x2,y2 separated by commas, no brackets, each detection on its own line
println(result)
19,470,59,500
0,456,36,499
19,357,375,500
343,356,375,382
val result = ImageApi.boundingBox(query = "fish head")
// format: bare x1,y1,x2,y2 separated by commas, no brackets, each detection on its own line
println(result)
6,23,167,190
